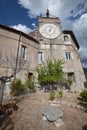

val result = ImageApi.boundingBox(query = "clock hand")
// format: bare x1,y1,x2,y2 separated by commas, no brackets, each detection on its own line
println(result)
49,27,52,32
49,29,51,32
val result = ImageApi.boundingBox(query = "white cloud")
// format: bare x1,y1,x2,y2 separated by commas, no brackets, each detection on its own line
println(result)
73,13,87,67
18,0,87,19
73,13,87,36
11,24,32,34
17,0,87,67
32,23,36,28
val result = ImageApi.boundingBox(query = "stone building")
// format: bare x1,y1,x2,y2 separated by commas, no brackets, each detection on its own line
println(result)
29,16,86,91
0,13,86,94
0,24,39,95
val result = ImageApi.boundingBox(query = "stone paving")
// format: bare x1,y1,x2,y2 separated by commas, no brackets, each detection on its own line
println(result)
50,100,85,110
0,92,87,130
41,106,64,121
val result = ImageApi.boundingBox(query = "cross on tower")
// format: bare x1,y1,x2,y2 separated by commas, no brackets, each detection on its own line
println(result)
46,9,49,18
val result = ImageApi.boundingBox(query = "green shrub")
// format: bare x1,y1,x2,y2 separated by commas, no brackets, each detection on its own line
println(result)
49,92,55,100
84,81,87,88
66,79,73,91
24,79,36,93
29,81,36,93
80,88,87,102
36,59,65,90
9,79,26,96
58,90,63,98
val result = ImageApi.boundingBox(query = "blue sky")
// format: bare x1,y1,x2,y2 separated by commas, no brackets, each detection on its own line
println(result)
0,0,87,67
0,0,38,30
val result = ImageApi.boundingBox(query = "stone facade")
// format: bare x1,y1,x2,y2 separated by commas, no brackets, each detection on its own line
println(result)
29,17,86,91
0,25,39,95
0,16,86,93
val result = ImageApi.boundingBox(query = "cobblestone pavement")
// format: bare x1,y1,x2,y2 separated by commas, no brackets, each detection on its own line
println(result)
1,92,87,130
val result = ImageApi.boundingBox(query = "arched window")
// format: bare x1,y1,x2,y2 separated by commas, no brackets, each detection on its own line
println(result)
64,35,69,42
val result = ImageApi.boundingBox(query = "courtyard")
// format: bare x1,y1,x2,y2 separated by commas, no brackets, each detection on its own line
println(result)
0,92,87,130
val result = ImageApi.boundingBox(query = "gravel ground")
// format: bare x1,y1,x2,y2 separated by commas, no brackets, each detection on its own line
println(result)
1,92,87,130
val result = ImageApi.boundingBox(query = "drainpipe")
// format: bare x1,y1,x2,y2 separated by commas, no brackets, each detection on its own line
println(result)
13,32,21,83
0,79,4,105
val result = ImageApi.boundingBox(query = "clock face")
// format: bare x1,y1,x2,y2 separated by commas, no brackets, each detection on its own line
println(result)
39,23,60,39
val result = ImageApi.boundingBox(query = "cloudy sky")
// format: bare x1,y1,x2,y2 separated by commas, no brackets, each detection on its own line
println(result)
0,0,87,68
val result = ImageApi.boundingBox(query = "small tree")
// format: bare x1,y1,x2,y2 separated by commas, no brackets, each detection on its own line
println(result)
24,72,36,93
36,59,65,91
9,79,26,96
84,81,87,88
80,88,87,102
65,79,73,91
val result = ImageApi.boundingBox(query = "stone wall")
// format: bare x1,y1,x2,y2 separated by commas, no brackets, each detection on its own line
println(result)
0,26,39,95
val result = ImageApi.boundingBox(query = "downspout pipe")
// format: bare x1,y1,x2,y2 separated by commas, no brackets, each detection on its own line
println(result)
13,32,21,83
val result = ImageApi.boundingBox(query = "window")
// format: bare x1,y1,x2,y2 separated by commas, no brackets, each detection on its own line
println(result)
64,35,69,42
38,52,42,64
66,52,71,60
67,72,75,82
20,45,26,59
39,39,44,44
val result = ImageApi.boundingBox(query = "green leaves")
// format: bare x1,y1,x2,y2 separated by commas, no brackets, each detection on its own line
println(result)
80,88,87,102
9,79,25,96
36,59,65,87
49,92,55,100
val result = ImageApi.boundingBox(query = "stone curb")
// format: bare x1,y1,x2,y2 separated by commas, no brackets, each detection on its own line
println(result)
50,100,85,111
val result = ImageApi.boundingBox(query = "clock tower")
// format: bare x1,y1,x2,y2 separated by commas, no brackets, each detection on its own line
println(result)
38,11,61,39
29,9,62,41
29,10,86,91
